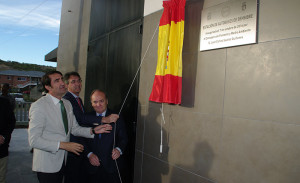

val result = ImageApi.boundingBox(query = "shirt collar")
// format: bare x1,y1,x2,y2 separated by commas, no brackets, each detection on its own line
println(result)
47,93,61,105
96,110,107,117
69,91,79,99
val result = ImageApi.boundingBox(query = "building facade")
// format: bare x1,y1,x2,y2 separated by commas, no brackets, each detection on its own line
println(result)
0,70,44,90
54,0,300,183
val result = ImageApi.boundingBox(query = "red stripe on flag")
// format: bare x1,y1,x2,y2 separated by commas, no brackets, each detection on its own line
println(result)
149,74,182,104
170,0,186,23
159,0,186,26
159,1,171,26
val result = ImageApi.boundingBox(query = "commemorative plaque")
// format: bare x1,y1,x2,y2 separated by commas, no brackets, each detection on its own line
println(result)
200,0,258,51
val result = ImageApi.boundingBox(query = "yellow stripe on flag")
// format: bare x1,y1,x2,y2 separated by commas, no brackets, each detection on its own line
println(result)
155,21,184,77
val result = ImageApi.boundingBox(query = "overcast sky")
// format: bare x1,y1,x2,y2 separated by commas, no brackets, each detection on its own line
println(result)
0,0,62,67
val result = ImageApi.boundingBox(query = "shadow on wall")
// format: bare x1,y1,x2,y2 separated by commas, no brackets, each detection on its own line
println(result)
170,141,215,183
139,102,170,183
181,0,204,108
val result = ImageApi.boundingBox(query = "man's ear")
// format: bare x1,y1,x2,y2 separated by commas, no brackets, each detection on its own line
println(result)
45,85,51,91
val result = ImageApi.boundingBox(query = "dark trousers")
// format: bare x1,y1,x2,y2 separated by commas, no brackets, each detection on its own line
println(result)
90,165,121,183
64,154,88,183
37,163,65,183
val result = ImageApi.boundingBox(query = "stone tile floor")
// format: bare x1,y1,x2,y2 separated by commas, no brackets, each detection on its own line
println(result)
7,128,39,183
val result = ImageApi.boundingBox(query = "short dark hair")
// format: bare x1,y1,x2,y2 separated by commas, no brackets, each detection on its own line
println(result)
64,71,81,84
42,71,63,93
2,83,9,88
1,83,10,94
90,89,107,100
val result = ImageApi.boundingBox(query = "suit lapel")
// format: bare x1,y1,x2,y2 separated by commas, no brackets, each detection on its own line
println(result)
67,91,85,113
45,95,67,135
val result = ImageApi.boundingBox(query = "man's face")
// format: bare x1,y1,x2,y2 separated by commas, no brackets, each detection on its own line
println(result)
67,75,82,96
91,91,108,114
45,73,66,98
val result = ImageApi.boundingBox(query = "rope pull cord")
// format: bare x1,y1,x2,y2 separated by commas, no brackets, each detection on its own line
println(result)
160,103,166,153
111,23,160,183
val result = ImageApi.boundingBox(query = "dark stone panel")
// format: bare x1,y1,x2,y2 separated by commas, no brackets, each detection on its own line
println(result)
89,0,144,42
110,0,144,29
181,53,198,107
135,105,145,151
89,0,109,41
84,37,108,111
133,150,143,183
105,22,143,183
141,153,214,183
183,0,203,53
86,20,143,183
181,0,204,108
87,1,145,183
169,163,215,183
141,154,170,183
106,21,142,113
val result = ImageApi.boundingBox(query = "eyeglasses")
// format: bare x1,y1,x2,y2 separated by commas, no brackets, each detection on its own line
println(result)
70,79,82,84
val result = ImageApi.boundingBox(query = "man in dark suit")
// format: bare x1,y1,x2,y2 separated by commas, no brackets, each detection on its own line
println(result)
0,97,16,183
63,72,119,183
85,89,128,183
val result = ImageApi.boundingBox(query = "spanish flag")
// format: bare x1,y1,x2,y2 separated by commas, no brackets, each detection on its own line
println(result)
149,0,186,104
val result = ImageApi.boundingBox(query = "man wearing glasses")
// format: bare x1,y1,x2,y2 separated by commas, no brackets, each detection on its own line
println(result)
63,72,119,183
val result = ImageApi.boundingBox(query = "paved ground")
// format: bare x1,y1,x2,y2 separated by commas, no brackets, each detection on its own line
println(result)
7,128,39,183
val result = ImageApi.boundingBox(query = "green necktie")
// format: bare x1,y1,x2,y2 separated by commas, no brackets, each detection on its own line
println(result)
59,100,68,134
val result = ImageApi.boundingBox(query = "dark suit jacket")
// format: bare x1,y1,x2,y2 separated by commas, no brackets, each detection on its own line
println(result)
0,97,16,158
84,108,128,174
63,92,103,144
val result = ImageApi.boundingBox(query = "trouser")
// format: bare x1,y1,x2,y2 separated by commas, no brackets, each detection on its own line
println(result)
90,165,121,183
0,156,8,183
64,154,88,183
36,163,65,183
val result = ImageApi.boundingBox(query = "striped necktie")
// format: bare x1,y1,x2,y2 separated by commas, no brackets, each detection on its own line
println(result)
76,97,84,112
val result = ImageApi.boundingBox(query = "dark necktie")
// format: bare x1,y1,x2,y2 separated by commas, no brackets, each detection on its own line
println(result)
60,100,68,134
98,113,103,139
76,97,84,112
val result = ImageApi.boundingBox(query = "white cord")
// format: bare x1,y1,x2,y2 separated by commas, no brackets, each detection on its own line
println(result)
160,103,166,153
113,23,160,183
117,23,160,117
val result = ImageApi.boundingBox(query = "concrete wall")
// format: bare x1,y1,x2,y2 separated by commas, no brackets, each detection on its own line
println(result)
57,0,91,99
134,0,300,183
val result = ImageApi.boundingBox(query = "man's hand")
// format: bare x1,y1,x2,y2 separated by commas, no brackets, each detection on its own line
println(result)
89,153,100,166
112,148,121,160
101,114,119,123
93,124,112,134
59,142,84,155
0,135,4,145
